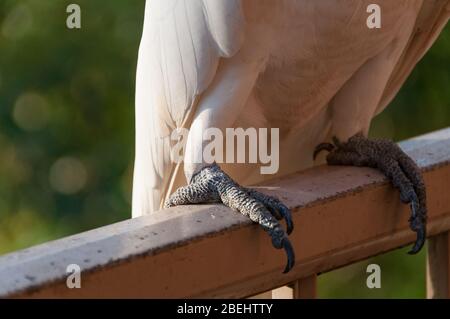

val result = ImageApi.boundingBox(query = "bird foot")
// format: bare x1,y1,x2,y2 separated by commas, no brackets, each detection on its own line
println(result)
314,133,427,254
164,163,295,273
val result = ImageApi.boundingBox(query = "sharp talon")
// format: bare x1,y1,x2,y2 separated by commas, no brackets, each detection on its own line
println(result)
320,133,429,257
409,197,419,219
168,164,297,273
246,189,294,236
270,231,295,273
279,205,294,235
282,237,295,273
313,142,335,160
270,205,293,235
265,205,279,219
408,225,426,255
407,198,426,254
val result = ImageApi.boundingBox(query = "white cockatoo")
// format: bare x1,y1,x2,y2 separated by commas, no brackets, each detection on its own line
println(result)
133,0,449,272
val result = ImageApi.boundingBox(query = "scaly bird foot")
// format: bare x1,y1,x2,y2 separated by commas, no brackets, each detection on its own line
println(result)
314,133,427,254
164,163,295,273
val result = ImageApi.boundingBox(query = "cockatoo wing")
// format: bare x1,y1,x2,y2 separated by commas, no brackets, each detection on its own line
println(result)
133,0,245,216
377,0,449,114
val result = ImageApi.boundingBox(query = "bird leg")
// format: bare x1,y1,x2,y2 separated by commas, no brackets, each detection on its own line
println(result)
164,163,295,273
314,133,427,254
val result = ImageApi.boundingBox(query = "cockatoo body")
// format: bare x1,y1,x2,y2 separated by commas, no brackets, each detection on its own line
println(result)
133,0,449,272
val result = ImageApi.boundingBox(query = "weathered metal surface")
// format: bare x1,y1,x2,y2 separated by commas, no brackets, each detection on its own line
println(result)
1,128,450,298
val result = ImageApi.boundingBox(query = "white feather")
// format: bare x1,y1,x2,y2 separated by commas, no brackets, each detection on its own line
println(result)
133,0,449,217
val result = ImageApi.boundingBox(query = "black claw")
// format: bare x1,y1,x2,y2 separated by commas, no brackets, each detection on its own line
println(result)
279,205,294,235
267,202,294,235
270,231,295,273
265,205,281,220
249,189,294,236
313,142,335,160
408,225,426,255
407,199,426,254
282,237,295,273
318,133,428,256
409,197,419,219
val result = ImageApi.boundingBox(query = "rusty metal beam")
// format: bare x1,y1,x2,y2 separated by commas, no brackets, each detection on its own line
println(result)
1,128,450,298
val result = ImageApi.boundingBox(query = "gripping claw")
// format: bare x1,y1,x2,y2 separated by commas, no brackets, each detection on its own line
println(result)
282,237,295,274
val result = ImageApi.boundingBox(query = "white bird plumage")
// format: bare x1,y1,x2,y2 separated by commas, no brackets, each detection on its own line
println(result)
133,0,449,218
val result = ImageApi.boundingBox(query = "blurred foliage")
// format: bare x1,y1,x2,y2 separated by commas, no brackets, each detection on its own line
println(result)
0,0,144,253
319,246,426,298
0,1,448,298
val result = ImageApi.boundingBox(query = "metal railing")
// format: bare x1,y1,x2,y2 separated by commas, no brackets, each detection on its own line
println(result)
1,128,450,298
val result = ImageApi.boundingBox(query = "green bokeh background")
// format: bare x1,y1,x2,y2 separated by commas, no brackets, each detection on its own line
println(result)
0,1,448,298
